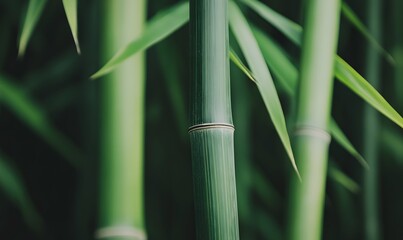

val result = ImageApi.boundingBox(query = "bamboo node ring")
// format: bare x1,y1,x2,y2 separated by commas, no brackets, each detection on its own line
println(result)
188,123,235,133
294,125,331,142
95,226,146,240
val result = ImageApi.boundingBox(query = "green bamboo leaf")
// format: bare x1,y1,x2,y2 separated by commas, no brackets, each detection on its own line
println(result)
0,76,83,167
242,0,302,45
229,48,256,83
229,2,300,179
62,0,80,54
0,153,43,232
329,119,368,169
341,3,394,64
250,28,297,95
244,0,403,128
335,57,403,128
248,28,367,168
18,0,47,56
91,2,189,79
329,163,360,193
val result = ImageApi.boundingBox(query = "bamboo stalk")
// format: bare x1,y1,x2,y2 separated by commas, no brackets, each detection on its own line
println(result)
232,52,254,239
97,0,146,239
189,0,240,239
363,0,382,239
287,0,341,239
393,0,403,109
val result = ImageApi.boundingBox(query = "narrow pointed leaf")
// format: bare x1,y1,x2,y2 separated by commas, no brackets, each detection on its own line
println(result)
251,28,297,95
329,119,368,168
229,2,300,178
335,57,403,128
0,76,83,167
230,48,256,83
251,27,367,167
329,163,360,193
242,0,302,45
91,2,189,79
18,0,47,56
341,3,394,64
244,0,403,128
0,153,43,231
62,0,80,53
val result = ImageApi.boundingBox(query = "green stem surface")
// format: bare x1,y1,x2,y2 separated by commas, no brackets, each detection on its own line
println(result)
287,0,341,239
189,0,240,239
98,0,146,239
363,0,382,239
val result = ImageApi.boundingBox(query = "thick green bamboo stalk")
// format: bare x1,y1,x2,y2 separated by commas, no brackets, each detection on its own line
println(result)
189,0,240,239
97,0,146,239
363,0,381,239
287,0,341,239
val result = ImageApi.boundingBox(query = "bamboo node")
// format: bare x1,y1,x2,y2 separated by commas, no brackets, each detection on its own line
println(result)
95,226,146,239
188,123,235,133
294,125,331,142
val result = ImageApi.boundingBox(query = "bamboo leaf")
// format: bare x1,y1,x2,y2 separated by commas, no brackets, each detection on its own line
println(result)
0,153,43,231
251,28,297,95
249,28,367,168
329,163,360,193
229,48,256,83
18,0,47,56
335,57,403,128
91,2,189,79
229,2,300,179
0,76,83,167
244,0,403,128
62,0,80,54
341,3,394,64
242,0,302,45
329,119,368,169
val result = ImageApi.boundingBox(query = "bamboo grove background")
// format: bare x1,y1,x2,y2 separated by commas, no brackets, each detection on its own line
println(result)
0,0,402,239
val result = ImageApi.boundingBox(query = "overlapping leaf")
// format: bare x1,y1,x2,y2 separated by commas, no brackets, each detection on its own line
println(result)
229,2,300,178
18,0,47,56
243,0,403,128
91,2,189,79
341,3,394,64
0,76,83,168
329,163,360,193
0,153,43,231
244,27,368,168
62,0,80,53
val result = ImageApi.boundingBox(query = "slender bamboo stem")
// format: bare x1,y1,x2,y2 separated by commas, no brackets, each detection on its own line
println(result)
97,0,146,239
189,0,240,239
363,0,382,239
232,55,253,239
287,0,341,239
393,0,403,109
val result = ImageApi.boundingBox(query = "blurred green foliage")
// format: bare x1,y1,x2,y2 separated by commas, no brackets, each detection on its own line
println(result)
0,0,402,239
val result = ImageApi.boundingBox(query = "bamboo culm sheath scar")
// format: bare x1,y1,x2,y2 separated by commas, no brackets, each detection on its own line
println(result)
97,0,147,239
189,0,240,239
287,0,341,239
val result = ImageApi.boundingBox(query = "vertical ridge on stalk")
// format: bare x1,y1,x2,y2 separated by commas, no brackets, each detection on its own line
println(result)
98,0,146,239
287,0,341,239
190,0,240,239
363,0,382,239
